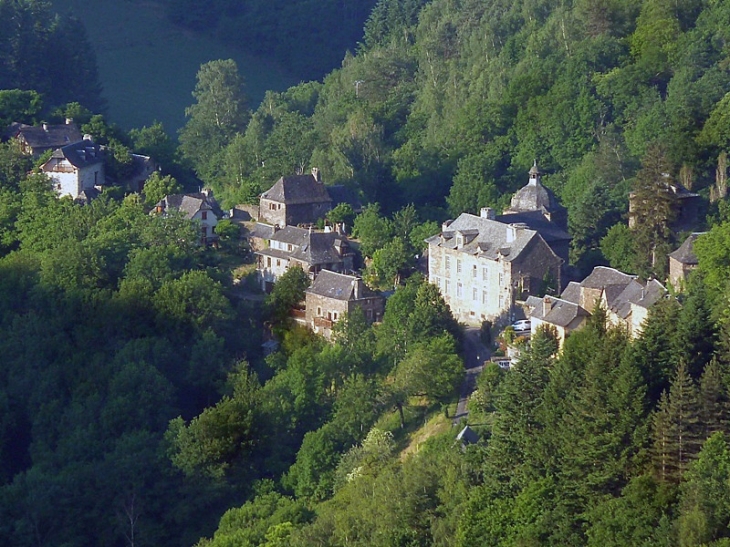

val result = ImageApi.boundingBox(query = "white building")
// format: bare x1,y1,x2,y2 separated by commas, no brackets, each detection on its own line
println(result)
41,139,104,200
426,209,562,326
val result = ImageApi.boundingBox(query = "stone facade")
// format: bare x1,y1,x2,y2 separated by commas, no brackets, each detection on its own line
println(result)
256,226,354,291
259,168,332,227
305,271,384,340
668,232,704,289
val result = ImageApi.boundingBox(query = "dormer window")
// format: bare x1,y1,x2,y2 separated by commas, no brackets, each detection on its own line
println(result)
201,211,207,220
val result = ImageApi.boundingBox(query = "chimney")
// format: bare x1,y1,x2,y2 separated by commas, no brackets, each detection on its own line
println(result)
83,134,93,142
442,219,453,232
65,118,73,125
324,224,332,233
312,167,321,182
506,225,516,243
480,207,495,220
543,296,552,317
353,278,361,300
42,122,49,131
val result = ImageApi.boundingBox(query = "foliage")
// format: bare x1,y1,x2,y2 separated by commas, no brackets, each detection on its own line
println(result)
265,266,311,327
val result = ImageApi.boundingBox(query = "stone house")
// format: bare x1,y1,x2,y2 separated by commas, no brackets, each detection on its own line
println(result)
629,177,701,233
153,190,221,245
258,168,361,227
305,270,384,339
40,138,104,200
256,226,355,292
668,232,705,289
10,119,83,156
426,209,562,326
259,168,332,227
530,266,666,345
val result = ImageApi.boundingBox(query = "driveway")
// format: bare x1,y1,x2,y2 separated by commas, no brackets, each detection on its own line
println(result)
452,326,489,425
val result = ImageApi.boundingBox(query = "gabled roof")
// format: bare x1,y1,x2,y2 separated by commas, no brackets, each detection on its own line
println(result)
261,174,332,205
669,232,706,265
258,226,351,266
426,213,547,263
249,222,277,240
530,296,589,327
579,266,636,290
14,122,83,150
307,270,364,301
560,281,582,304
156,192,221,220
52,139,104,168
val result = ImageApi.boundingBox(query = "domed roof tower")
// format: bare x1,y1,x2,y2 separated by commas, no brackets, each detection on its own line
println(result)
502,161,567,228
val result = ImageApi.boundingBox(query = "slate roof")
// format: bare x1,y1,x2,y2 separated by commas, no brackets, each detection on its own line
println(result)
249,222,277,240
426,213,543,262
530,296,589,327
579,266,636,290
669,232,706,265
257,226,351,266
505,165,564,216
560,281,582,304
261,174,332,205
307,270,364,301
634,279,667,309
156,192,221,220
495,210,571,243
14,122,83,150
52,139,104,168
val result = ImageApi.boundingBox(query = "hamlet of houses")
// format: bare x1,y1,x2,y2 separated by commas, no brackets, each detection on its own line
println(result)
251,163,706,344
2,121,698,344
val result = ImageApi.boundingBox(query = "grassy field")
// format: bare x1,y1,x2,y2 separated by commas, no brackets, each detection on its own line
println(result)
51,0,299,134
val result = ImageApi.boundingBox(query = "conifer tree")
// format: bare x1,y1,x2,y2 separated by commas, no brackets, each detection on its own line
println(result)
652,361,703,483
699,358,730,439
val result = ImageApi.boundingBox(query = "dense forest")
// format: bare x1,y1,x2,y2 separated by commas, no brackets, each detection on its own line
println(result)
163,0,380,78
6,0,730,546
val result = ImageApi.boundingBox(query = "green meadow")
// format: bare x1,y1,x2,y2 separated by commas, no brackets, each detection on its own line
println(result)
51,0,299,134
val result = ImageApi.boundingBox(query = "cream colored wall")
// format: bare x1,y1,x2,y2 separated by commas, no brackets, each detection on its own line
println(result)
428,243,512,326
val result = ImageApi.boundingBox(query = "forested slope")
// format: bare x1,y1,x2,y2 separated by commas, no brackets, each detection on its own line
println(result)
189,0,730,274
8,0,730,546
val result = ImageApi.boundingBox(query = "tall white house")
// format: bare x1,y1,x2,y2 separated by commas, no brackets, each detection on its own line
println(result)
426,208,562,326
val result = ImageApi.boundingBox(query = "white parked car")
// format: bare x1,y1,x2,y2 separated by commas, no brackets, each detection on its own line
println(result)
511,319,531,332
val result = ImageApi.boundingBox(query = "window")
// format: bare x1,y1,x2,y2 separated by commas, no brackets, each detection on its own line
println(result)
333,312,339,320
367,309,373,320
499,272,504,286
317,307,322,316
472,265,477,278
457,283,463,297
482,267,488,281
276,259,281,267
482,290,487,304
445,280,450,294
287,244,293,252
266,257,271,267
201,226,207,236
472,287,477,301
445,256,451,270
457,260,462,274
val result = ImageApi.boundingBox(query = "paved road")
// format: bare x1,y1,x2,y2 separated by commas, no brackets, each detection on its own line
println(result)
452,327,490,425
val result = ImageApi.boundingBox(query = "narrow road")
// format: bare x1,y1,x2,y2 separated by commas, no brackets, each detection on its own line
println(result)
452,327,490,425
